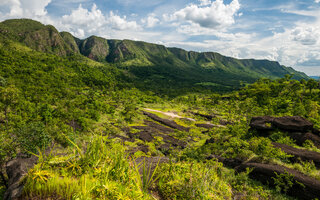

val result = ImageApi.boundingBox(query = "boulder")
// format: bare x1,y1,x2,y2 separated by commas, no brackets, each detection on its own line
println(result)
4,155,37,200
250,116,314,132
236,162,320,200
133,131,154,142
272,142,320,168
196,123,215,129
250,116,274,130
289,132,320,149
144,120,174,134
143,111,190,132
273,116,313,132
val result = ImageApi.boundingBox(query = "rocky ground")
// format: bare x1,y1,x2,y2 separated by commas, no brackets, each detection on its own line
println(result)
4,111,320,200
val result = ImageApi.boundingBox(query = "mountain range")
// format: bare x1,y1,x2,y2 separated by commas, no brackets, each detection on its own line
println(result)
0,19,308,94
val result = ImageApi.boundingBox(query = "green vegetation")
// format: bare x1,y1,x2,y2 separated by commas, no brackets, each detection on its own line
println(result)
0,19,309,96
0,18,319,200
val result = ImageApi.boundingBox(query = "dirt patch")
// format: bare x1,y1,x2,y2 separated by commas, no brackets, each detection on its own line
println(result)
143,111,190,132
196,123,226,129
144,109,196,122
272,142,320,167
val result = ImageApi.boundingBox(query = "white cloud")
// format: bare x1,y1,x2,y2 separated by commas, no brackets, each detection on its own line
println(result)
62,4,104,27
291,26,320,45
199,0,211,6
141,14,160,28
315,0,320,3
108,11,140,30
0,0,51,18
167,0,240,29
60,4,140,38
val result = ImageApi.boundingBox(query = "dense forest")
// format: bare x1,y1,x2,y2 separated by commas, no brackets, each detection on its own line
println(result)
1,19,320,200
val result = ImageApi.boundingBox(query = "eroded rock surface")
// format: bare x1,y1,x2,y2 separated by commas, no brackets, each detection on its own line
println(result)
4,155,38,200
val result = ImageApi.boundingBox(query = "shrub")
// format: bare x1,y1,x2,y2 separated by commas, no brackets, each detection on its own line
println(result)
158,160,232,200
17,121,51,153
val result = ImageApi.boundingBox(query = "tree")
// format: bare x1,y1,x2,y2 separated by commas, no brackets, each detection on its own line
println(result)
0,84,19,124
306,79,318,93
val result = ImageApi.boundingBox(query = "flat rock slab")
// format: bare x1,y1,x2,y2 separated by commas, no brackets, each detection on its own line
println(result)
237,162,320,200
143,111,190,132
154,132,187,149
131,131,154,142
250,116,275,130
289,132,320,149
272,142,320,168
250,116,314,132
128,145,150,155
206,155,243,169
196,123,215,129
273,116,313,132
190,112,217,120
144,120,175,134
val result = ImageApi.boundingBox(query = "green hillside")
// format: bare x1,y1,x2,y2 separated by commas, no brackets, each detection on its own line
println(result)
0,19,308,95
1,19,320,200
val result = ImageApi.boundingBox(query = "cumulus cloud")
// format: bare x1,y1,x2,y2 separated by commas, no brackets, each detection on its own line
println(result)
291,26,320,45
60,4,140,38
108,11,140,30
0,0,51,18
166,0,240,29
315,0,320,3
141,14,160,28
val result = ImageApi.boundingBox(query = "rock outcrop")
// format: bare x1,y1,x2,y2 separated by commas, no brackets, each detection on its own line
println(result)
250,116,320,148
4,155,37,200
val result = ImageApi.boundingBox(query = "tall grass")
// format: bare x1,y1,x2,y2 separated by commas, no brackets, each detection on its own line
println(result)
23,135,153,199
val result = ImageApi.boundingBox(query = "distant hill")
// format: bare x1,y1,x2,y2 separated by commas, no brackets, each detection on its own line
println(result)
0,19,309,94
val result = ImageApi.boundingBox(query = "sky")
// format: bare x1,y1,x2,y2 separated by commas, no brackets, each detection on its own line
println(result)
0,0,320,76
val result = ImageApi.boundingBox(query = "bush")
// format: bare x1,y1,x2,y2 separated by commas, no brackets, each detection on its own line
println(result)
158,160,232,200
17,122,51,153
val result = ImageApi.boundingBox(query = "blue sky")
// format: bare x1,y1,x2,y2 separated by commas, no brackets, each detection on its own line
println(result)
0,0,320,76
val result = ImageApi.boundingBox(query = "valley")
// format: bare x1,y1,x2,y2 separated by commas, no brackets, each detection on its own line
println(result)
0,19,319,200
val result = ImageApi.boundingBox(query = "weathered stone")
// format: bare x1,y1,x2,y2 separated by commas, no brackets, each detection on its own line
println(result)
4,155,37,200
143,111,190,132
272,142,320,168
237,162,320,200
273,116,313,132
250,116,274,130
